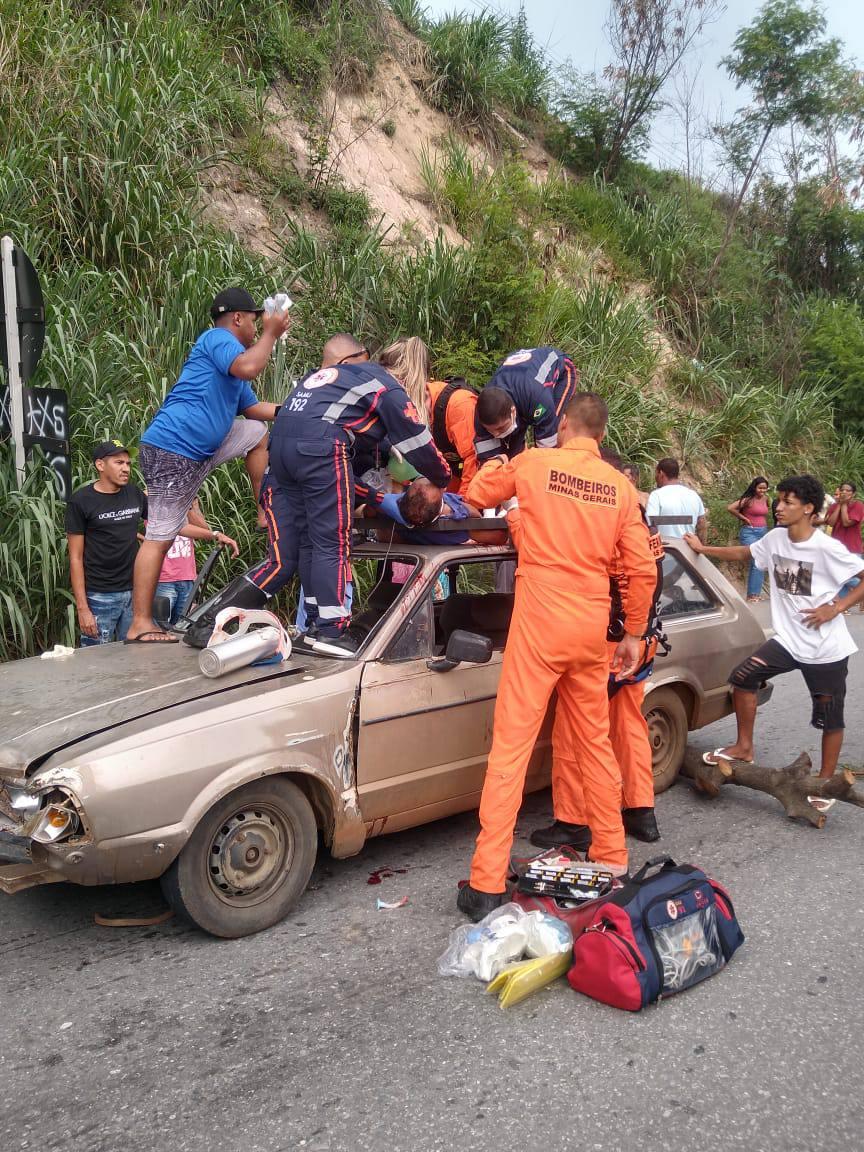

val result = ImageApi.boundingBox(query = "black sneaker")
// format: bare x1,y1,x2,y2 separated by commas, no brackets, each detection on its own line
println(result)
622,807,661,843
529,820,592,853
292,631,319,655
456,883,506,923
312,632,360,659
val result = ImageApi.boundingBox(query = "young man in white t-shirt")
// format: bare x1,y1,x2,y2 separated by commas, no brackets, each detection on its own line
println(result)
685,474,864,779
646,458,707,541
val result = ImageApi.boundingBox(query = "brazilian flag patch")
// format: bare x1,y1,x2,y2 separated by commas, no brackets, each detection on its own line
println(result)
533,405,546,419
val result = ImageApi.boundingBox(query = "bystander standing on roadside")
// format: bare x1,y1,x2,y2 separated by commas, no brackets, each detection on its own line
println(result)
727,476,771,602
646,458,707,542
65,441,147,645
685,474,864,780
826,481,864,606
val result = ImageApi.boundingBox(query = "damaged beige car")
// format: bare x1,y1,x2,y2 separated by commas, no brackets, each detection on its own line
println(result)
0,538,769,937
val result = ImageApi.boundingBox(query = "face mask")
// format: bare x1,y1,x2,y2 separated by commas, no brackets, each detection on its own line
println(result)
501,417,518,439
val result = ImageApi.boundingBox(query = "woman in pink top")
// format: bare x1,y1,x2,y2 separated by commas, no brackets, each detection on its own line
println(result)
727,476,770,601
827,481,864,602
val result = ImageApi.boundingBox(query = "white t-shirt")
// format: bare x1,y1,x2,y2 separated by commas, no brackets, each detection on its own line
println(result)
646,483,705,538
750,527,863,663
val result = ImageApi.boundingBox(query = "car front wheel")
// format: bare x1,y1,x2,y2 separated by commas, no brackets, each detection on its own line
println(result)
642,687,689,795
160,777,317,938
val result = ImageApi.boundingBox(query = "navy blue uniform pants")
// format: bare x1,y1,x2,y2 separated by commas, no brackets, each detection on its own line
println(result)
250,432,353,637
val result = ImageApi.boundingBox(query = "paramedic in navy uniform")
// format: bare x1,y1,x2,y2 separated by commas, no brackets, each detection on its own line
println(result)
187,361,451,657
473,347,579,465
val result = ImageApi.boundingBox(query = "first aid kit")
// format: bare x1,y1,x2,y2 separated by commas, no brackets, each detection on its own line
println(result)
567,855,744,1011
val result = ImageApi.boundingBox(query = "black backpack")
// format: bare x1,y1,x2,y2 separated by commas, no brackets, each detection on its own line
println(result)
431,376,477,474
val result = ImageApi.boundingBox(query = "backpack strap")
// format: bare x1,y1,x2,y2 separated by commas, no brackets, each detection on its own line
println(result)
432,377,473,473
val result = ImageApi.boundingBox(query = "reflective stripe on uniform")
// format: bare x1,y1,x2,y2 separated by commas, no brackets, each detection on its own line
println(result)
476,436,502,454
536,434,557,448
318,604,348,619
322,379,383,423
391,427,433,454
534,350,559,383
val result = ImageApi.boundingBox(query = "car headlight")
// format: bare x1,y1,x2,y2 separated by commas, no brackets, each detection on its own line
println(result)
5,786,41,817
24,793,80,844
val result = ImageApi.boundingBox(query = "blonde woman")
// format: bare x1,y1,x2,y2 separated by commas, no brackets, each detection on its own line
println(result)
378,337,431,426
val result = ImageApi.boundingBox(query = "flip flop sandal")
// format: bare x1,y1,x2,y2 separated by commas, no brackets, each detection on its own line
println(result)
702,748,754,766
123,630,180,644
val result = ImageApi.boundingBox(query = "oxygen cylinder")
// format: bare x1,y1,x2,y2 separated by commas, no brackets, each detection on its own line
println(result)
198,627,282,678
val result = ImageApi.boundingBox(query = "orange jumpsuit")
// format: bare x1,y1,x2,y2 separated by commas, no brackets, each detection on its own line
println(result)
427,379,478,497
507,514,657,832
466,439,657,892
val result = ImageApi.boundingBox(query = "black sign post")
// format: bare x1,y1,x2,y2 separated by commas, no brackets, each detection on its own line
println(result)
0,236,67,497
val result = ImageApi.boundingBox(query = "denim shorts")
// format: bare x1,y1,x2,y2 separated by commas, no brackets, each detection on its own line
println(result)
81,589,133,646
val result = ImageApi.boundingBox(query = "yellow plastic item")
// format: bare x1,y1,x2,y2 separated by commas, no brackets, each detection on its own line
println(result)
485,949,573,1008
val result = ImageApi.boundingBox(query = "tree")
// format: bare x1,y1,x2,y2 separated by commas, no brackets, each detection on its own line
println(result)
548,70,650,175
709,0,849,278
602,0,724,181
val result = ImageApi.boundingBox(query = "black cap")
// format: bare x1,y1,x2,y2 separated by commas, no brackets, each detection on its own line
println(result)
210,287,264,319
92,439,128,462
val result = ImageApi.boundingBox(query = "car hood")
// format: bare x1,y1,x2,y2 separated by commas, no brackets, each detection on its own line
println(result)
0,641,344,777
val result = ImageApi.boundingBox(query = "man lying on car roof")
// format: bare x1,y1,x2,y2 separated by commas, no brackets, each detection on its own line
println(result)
361,477,508,546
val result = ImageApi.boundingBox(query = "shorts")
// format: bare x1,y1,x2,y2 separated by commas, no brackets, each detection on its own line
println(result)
141,419,266,541
729,638,848,731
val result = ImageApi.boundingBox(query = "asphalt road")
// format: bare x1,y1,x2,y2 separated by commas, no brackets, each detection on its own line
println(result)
2,605,862,1152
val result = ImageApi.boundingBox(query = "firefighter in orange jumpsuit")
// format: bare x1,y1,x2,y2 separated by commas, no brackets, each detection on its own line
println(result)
540,545,666,852
427,377,478,497
457,392,657,921
506,504,663,851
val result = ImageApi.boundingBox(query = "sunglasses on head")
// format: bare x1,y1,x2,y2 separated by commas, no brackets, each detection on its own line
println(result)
337,348,369,365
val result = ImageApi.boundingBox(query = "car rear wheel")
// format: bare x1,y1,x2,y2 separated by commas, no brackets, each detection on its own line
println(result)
642,687,689,795
160,777,317,938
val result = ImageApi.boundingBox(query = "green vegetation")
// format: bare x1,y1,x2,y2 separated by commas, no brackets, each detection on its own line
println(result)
1,0,863,659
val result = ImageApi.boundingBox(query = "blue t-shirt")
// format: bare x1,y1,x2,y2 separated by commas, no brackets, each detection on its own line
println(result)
378,491,471,544
141,328,258,461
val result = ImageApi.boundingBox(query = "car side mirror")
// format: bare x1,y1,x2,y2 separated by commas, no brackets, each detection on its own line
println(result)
427,629,493,673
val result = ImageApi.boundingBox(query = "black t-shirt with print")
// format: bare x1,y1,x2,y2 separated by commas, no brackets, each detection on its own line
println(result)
64,483,148,592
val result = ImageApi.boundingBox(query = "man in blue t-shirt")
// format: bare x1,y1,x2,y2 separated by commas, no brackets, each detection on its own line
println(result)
126,287,290,643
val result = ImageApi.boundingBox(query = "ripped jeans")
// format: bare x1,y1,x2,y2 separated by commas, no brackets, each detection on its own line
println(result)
729,638,848,730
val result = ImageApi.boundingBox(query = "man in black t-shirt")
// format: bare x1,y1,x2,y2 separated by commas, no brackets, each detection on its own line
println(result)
65,441,147,645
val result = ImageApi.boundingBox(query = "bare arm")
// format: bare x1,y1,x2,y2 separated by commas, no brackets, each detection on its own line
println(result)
683,533,750,562
67,534,97,638
241,401,279,421
802,569,864,626
727,499,750,525
178,520,240,558
228,311,290,381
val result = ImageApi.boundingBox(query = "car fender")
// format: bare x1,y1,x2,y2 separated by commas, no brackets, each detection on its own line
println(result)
643,674,697,724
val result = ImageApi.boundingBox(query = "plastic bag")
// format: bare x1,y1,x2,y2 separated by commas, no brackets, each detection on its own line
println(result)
438,902,572,982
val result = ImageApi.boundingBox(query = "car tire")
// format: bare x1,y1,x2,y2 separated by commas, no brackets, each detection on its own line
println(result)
160,777,317,939
642,687,689,795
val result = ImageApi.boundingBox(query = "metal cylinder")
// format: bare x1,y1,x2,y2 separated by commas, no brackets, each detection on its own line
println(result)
198,627,282,678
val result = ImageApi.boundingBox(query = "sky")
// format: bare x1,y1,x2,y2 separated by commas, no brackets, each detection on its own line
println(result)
422,0,864,181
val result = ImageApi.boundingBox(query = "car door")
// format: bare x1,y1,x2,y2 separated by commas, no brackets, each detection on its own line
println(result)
355,559,549,835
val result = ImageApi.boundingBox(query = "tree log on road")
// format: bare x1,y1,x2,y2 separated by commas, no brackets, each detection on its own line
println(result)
680,749,864,828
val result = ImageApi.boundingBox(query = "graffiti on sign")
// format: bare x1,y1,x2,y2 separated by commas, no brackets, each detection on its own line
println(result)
21,386,71,500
